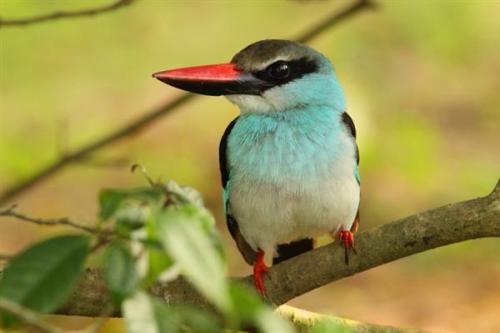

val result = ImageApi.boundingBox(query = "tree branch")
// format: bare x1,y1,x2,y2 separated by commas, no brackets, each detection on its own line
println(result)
295,0,376,43
0,206,98,234
56,180,499,321
0,0,375,205
0,0,135,28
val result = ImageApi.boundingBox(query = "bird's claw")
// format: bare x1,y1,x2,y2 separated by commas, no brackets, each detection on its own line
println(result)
253,249,268,296
338,230,356,264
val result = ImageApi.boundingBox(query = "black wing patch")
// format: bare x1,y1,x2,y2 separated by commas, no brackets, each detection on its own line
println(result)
219,117,257,265
227,215,256,265
219,117,239,189
342,111,359,165
341,112,356,138
342,111,362,233
273,238,314,265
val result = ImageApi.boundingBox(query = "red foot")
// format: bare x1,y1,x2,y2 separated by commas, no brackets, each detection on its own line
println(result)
338,230,357,264
253,249,268,296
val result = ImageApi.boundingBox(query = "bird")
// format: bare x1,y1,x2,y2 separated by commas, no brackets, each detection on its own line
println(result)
153,39,360,296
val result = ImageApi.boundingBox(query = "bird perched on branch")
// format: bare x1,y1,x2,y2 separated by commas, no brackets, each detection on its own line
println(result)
153,39,360,296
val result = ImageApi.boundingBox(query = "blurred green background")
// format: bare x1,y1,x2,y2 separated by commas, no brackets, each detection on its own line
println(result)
0,0,499,332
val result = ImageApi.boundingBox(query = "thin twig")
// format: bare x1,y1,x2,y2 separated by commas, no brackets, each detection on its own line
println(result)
295,0,376,43
0,0,134,28
0,206,97,234
0,0,375,205
0,297,62,333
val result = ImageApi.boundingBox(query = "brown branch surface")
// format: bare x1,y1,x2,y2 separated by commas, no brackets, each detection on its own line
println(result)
0,0,134,28
0,0,375,205
56,180,500,322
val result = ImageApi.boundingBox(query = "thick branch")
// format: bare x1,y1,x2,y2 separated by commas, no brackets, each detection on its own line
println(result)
0,0,375,205
57,180,500,317
0,0,135,28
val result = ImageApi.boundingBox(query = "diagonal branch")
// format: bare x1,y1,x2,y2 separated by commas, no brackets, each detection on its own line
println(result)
0,94,194,205
295,0,376,43
57,180,500,319
0,0,135,28
0,0,375,205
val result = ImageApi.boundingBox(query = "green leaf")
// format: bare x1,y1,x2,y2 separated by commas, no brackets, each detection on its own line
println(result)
0,235,89,313
255,309,294,333
144,246,175,287
104,241,138,304
123,291,163,333
157,206,230,312
228,282,263,322
123,291,220,333
116,205,150,232
98,187,163,220
168,305,221,333
123,291,178,333
228,283,294,333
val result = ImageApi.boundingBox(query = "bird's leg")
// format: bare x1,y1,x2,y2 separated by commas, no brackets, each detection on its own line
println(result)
253,249,268,296
337,229,357,265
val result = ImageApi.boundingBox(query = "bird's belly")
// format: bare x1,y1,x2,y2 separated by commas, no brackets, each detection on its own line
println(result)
229,168,359,254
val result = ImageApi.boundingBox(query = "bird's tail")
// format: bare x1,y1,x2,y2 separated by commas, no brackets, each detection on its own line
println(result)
273,238,314,265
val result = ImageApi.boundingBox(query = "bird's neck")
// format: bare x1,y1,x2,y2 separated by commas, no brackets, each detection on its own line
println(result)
238,104,342,126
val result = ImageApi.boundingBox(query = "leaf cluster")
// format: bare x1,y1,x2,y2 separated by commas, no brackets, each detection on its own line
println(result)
0,171,345,332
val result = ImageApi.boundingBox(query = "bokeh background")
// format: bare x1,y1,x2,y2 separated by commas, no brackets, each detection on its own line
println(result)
0,0,499,332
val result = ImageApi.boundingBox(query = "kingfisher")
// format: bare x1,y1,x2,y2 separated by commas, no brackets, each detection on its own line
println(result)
153,39,360,295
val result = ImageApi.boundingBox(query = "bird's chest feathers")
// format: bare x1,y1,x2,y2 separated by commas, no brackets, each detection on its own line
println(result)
227,109,353,186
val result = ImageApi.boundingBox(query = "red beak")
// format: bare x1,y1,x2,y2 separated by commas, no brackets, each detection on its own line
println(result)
153,63,268,96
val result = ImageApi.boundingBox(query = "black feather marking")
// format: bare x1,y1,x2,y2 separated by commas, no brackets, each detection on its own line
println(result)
227,214,256,265
219,117,239,189
342,111,360,165
341,111,356,138
355,144,360,165
273,238,314,265
219,117,256,265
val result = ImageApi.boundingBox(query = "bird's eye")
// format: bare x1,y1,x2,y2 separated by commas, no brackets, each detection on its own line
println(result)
267,61,290,80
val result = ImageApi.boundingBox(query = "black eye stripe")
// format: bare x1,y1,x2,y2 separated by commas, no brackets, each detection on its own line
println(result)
252,57,318,87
